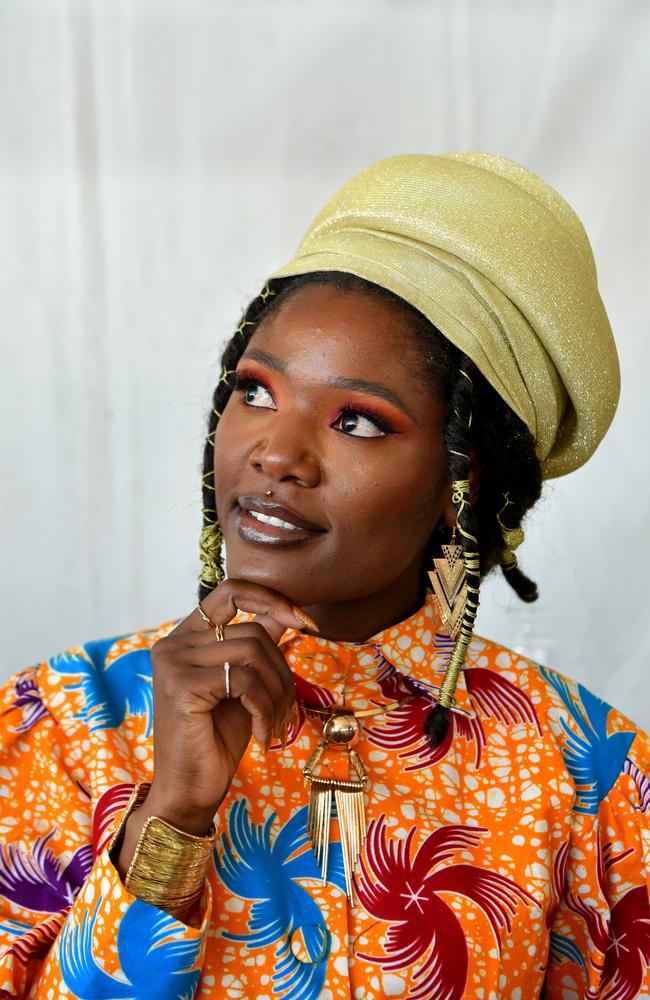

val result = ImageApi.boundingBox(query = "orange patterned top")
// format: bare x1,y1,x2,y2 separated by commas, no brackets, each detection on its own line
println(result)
1,591,649,999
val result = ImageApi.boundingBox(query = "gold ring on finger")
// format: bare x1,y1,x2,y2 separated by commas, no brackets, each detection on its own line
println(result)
223,661,231,698
197,602,217,628
214,624,225,642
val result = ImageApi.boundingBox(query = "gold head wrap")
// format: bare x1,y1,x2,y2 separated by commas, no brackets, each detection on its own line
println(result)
270,152,619,478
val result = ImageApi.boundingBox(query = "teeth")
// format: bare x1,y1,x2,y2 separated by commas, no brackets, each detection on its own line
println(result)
249,509,301,531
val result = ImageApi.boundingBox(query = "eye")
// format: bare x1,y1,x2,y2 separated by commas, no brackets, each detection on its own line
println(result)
332,409,390,438
235,377,276,410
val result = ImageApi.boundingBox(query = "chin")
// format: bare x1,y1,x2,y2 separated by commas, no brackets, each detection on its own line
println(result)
227,555,364,609
224,553,313,605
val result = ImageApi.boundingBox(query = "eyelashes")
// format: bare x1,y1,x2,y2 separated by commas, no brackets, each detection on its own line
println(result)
331,404,394,436
234,373,275,409
234,372,272,393
233,372,396,437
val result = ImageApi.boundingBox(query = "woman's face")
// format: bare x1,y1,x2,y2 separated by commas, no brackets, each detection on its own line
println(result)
213,284,454,635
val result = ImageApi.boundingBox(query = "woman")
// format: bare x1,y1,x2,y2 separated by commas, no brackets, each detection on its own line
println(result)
1,152,648,999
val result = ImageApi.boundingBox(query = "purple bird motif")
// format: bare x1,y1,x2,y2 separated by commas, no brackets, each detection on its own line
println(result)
624,757,650,813
0,829,92,913
9,670,49,734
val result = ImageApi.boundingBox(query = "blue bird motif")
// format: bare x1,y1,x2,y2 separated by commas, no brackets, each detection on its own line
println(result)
539,666,636,814
0,918,32,940
51,636,154,735
548,930,587,972
215,800,346,1000
58,896,202,999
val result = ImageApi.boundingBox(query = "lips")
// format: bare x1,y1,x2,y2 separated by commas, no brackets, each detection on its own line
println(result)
237,496,325,532
235,496,326,547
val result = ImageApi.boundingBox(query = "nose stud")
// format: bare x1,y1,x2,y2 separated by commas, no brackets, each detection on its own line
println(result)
265,490,273,496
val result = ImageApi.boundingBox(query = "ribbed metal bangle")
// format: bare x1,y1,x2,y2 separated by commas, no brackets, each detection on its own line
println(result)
124,814,217,918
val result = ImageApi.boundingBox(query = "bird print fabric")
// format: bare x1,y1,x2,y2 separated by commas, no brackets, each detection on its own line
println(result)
0,591,649,998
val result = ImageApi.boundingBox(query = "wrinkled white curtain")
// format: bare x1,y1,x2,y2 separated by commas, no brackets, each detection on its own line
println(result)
2,0,649,728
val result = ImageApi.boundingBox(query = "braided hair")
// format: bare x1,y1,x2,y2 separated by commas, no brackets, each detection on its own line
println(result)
199,272,543,747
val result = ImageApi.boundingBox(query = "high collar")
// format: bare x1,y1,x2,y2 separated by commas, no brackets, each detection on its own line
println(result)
233,590,475,718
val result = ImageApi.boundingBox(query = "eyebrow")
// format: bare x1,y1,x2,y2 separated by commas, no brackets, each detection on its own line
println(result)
240,347,416,420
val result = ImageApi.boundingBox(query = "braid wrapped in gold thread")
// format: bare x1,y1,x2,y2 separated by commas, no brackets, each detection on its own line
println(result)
199,518,224,589
497,492,525,572
496,491,538,602
198,284,277,595
429,364,481,721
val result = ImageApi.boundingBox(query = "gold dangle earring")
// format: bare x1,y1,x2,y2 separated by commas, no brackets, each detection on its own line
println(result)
428,523,468,639
429,478,480,714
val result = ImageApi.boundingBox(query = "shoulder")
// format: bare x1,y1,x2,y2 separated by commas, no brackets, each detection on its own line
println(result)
466,629,644,735
30,618,180,738
466,630,649,815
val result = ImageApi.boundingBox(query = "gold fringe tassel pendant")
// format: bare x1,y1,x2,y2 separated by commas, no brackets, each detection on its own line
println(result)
303,711,368,900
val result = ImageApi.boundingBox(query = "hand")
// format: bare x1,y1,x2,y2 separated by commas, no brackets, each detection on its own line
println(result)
116,579,313,877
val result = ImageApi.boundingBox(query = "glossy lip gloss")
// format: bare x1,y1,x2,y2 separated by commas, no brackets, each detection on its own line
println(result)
235,497,326,547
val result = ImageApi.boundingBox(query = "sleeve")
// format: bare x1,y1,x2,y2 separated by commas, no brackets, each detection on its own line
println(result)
544,724,650,997
0,662,211,999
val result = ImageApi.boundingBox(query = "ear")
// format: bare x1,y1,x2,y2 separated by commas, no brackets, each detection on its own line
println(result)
440,447,482,530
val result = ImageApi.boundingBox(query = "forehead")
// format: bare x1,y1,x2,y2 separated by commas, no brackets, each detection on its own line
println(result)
248,284,430,384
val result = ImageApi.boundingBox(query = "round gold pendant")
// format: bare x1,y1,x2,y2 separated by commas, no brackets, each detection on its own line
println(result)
323,713,361,747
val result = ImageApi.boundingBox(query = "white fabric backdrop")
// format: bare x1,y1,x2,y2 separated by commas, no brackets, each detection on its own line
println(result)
2,0,649,729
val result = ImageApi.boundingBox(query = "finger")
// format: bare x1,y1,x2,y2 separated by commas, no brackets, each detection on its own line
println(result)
217,662,276,746
171,622,296,711
167,621,295,701
189,637,289,709
177,637,294,734
224,623,296,706
252,613,287,645
187,579,318,636
156,654,279,748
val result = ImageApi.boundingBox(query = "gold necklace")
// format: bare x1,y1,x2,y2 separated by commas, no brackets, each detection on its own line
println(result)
299,698,411,900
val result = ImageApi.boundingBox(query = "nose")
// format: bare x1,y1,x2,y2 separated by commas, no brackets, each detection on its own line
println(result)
248,414,321,488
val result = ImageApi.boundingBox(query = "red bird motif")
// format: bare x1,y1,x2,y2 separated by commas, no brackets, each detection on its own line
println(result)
369,658,540,771
464,667,541,734
368,695,486,771
281,673,336,748
565,834,650,998
92,782,135,857
356,817,537,999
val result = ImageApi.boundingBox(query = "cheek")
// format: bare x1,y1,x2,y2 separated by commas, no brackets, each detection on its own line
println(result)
212,412,244,505
331,443,446,547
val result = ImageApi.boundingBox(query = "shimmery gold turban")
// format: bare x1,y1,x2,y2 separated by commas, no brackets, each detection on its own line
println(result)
270,152,619,478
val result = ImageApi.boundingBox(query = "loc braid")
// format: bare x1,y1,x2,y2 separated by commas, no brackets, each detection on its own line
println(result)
425,358,481,748
495,493,538,602
198,286,277,600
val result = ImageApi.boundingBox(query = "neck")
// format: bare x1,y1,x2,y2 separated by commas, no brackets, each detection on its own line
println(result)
301,567,428,643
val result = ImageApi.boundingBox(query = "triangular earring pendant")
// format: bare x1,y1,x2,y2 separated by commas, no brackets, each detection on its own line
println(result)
428,540,467,639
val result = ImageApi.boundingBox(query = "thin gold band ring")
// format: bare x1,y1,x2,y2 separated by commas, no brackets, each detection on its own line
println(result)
197,604,230,697
197,602,216,628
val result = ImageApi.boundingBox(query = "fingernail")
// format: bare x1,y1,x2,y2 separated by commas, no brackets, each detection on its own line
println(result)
293,606,319,632
291,701,301,730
